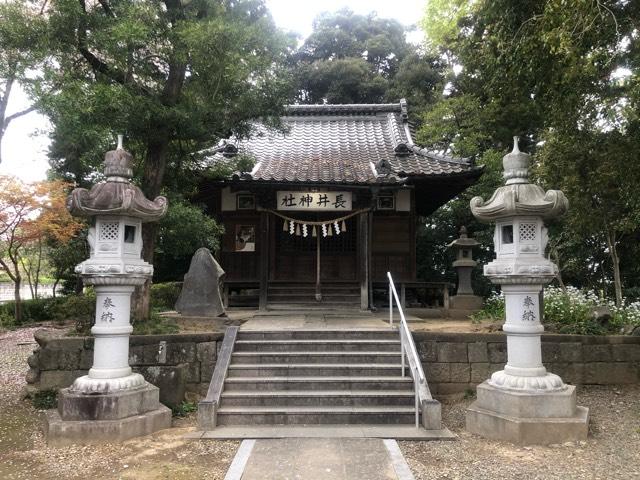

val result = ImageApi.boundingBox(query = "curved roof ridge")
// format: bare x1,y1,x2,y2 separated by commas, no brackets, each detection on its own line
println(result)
284,102,403,115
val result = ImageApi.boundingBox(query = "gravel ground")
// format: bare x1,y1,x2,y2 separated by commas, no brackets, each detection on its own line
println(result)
0,327,239,480
400,385,640,480
1,326,639,480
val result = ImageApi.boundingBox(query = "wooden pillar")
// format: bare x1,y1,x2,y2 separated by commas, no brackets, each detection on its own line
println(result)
259,211,269,311
358,212,369,310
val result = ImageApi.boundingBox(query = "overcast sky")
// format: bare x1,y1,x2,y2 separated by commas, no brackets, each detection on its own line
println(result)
0,0,426,183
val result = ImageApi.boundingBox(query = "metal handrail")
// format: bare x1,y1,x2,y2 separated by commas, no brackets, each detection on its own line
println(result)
388,272,427,427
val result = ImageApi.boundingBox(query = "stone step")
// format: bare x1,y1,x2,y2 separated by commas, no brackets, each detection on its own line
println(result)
230,351,401,364
237,330,398,341
266,303,361,311
193,425,456,440
234,339,400,352
220,390,415,407
222,376,414,391
226,363,404,378
216,406,420,425
267,292,360,298
267,295,360,303
268,285,360,293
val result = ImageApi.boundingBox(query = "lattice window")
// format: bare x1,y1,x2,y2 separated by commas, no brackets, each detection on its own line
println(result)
519,223,536,242
99,222,120,241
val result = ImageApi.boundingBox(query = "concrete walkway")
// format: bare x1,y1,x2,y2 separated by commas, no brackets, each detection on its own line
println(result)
224,438,416,480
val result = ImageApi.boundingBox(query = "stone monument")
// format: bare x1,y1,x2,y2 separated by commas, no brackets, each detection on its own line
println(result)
447,226,483,311
465,137,588,444
44,136,171,446
175,247,226,317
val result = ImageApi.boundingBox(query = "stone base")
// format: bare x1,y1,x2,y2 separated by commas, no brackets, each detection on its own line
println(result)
466,381,589,445
57,383,162,421
44,382,171,446
450,295,483,311
44,406,171,447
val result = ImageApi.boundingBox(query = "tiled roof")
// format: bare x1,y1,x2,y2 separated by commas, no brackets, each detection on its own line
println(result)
205,100,480,185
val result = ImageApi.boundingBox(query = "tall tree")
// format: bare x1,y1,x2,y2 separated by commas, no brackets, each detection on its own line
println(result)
40,0,295,319
0,1,47,164
0,177,81,322
421,0,639,303
293,9,444,110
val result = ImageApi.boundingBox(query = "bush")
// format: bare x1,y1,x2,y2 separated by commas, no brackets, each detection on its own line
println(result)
471,291,504,323
171,401,198,418
150,282,182,311
543,286,604,335
473,286,640,335
49,292,96,334
0,292,96,331
0,297,58,325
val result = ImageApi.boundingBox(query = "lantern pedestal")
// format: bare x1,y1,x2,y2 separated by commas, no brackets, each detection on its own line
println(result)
44,138,170,446
466,137,588,444
466,282,588,444
466,383,589,445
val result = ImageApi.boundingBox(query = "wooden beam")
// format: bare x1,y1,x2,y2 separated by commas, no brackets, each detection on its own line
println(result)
258,211,269,311
358,212,369,310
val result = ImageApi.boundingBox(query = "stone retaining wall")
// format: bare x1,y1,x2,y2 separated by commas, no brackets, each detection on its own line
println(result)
415,332,640,395
26,331,223,407
26,330,640,404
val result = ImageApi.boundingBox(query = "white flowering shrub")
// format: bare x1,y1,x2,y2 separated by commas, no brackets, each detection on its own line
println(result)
471,291,504,323
473,286,640,335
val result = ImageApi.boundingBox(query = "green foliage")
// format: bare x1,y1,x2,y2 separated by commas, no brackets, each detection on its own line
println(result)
49,293,96,335
470,292,505,324
32,389,58,410
46,228,89,295
150,282,182,311
0,297,54,325
472,286,640,335
293,9,443,112
132,311,179,335
0,308,14,330
421,0,640,304
463,388,476,400
171,401,198,418
154,200,224,282
0,293,95,331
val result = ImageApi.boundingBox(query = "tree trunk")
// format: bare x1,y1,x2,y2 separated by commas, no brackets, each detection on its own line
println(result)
132,138,169,322
550,247,566,290
14,274,22,324
53,278,59,298
605,228,623,306
0,73,16,166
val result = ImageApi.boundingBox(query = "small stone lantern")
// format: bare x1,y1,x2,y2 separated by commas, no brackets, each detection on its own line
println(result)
447,226,482,311
465,137,588,445
45,136,170,445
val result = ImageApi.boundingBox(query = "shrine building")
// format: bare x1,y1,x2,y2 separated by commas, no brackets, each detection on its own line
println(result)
199,100,483,311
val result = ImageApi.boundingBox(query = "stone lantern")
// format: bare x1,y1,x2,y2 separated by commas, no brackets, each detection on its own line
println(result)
465,137,588,444
447,226,482,311
45,136,171,445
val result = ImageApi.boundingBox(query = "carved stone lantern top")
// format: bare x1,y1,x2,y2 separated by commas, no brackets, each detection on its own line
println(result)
68,136,167,222
447,226,480,249
470,137,568,222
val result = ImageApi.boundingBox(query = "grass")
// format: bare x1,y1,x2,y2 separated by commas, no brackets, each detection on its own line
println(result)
171,401,198,418
32,389,58,410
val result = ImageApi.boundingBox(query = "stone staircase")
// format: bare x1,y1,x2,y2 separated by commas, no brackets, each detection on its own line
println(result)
267,283,361,310
197,329,446,436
